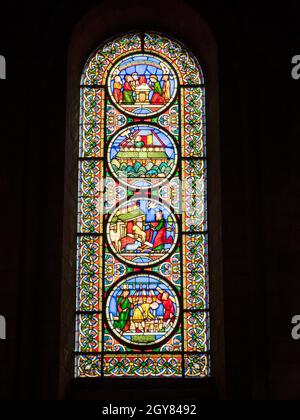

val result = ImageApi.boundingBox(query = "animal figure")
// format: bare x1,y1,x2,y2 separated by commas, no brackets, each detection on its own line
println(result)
132,225,146,243
125,241,142,252
110,221,124,252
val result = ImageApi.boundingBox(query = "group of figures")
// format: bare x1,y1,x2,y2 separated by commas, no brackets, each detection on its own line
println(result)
113,72,171,106
108,54,177,116
107,275,180,347
108,199,178,267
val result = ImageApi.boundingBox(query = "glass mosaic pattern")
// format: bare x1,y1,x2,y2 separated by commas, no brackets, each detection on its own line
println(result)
76,32,209,378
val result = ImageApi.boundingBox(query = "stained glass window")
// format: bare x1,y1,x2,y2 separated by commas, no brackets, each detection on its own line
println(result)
75,33,210,378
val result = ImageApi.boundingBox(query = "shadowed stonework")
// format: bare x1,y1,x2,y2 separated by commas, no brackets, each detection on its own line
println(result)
1,0,299,401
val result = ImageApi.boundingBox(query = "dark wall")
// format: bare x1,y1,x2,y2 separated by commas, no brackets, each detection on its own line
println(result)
0,0,300,400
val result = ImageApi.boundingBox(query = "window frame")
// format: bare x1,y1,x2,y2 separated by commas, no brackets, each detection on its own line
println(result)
63,2,224,398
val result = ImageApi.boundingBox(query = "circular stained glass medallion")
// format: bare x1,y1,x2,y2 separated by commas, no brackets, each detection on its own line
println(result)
108,54,178,117
108,124,178,190
107,199,179,267
105,274,180,348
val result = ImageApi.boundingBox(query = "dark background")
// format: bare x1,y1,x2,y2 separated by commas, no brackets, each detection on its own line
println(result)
0,0,300,400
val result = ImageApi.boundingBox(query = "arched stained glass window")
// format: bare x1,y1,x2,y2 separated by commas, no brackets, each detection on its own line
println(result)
75,33,210,378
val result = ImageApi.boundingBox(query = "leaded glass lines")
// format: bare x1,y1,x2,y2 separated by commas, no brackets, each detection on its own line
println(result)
75,32,210,379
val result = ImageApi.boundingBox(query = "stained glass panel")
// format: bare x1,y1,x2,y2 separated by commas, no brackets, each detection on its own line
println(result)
144,33,204,85
105,274,180,348
184,354,210,378
106,101,128,136
76,235,102,312
106,199,179,267
103,324,183,353
182,160,207,233
78,160,104,234
75,355,102,378
80,88,105,158
184,311,210,352
75,32,210,379
103,354,182,378
107,125,179,190
181,88,206,157
108,54,178,117
183,234,209,311
75,313,102,353
81,33,142,86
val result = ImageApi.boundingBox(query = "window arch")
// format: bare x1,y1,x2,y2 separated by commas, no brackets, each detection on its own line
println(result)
75,32,210,379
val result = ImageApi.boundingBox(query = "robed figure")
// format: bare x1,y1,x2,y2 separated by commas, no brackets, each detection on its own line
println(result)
132,297,156,333
113,290,131,333
146,210,174,252
113,75,123,103
123,75,135,104
156,287,176,324
150,75,164,104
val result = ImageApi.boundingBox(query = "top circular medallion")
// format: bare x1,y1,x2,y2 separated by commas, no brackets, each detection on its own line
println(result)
108,54,178,117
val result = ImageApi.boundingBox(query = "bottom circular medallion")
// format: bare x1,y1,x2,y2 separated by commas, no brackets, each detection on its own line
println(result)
105,274,180,349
